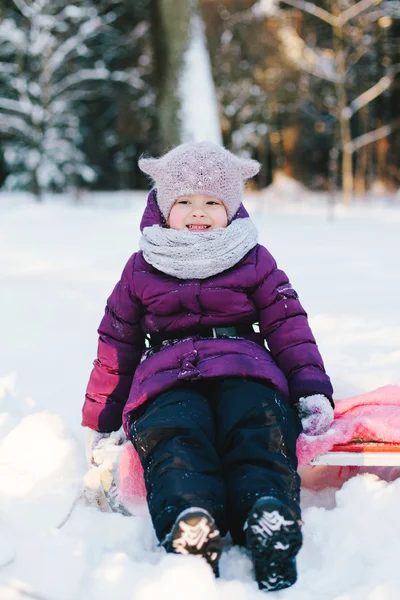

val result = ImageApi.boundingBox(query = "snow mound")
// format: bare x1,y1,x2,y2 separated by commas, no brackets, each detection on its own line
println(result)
0,413,77,498
0,405,82,531
298,474,400,596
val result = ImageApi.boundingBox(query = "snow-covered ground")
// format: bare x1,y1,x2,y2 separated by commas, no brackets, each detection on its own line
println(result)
1,190,400,599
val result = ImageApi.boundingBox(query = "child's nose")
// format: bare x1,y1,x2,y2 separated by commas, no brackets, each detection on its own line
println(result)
191,206,206,217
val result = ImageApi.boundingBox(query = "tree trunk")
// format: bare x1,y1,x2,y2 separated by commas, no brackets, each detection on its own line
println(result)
375,122,390,189
151,0,220,149
332,2,353,205
151,0,193,149
32,168,43,202
354,145,368,195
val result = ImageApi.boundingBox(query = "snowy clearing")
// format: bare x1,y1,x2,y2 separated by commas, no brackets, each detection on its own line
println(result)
1,190,400,599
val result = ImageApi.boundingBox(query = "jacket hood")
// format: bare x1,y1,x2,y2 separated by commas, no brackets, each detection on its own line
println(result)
140,189,250,232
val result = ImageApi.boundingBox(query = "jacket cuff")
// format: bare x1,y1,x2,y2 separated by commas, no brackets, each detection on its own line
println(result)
289,367,334,408
81,397,123,433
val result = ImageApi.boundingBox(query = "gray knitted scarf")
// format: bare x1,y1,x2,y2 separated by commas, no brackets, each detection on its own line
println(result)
140,218,258,279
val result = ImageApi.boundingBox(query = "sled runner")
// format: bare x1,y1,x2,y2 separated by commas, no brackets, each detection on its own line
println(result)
311,442,400,466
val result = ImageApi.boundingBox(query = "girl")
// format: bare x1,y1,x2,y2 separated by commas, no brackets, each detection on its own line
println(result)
83,141,334,591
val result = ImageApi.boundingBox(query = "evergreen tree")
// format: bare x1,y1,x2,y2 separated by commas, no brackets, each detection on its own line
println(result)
0,0,151,197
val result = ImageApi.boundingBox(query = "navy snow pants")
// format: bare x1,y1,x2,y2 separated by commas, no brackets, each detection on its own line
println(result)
130,377,302,545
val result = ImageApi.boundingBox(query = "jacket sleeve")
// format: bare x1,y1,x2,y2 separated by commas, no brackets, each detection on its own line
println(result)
250,245,333,406
82,253,145,432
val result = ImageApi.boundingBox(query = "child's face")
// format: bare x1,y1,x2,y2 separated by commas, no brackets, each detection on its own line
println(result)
168,194,228,231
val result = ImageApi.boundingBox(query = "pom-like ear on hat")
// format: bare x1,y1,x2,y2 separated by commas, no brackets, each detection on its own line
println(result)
138,157,161,178
239,158,261,180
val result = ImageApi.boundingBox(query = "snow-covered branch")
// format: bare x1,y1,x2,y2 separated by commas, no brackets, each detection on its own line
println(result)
46,8,120,81
11,0,33,19
46,16,103,80
49,68,109,99
109,69,144,89
49,67,144,101
0,114,37,140
0,63,17,76
0,18,27,50
1,0,151,195
54,5,91,22
0,97,33,115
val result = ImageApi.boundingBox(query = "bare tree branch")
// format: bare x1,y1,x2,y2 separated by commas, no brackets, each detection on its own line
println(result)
56,490,81,529
280,0,336,25
344,118,400,152
345,42,377,74
339,0,383,25
280,0,385,28
0,556,15,571
276,25,339,82
343,65,400,118
367,2,400,20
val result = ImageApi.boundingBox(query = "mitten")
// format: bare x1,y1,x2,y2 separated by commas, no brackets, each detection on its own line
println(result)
296,394,334,436
85,427,126,468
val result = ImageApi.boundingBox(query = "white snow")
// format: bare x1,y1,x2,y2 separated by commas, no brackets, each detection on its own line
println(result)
1,189,400,599
253,0,279,17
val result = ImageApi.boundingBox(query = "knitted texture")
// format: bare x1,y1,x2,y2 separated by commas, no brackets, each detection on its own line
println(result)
140,218,258,279
297,394,334,436
138,141,261,221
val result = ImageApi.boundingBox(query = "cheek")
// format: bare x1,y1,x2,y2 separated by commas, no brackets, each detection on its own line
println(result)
168,207,186,230
214,208,228,228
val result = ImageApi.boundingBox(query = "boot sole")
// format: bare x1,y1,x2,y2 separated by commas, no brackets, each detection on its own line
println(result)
168,510,223,576
246,499,302,591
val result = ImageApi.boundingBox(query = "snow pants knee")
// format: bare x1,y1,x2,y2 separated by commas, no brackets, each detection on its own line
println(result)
129,377,302,545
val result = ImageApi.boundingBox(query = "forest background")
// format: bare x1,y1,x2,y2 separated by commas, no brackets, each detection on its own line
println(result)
0,0,399,203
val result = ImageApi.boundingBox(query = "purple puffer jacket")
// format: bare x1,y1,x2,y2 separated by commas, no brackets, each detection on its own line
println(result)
82,190,333,434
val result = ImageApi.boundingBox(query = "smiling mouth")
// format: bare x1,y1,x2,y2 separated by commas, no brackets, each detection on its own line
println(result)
186,224,211,231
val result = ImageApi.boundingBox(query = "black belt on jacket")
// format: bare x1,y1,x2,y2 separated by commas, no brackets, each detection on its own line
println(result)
146,324,257,349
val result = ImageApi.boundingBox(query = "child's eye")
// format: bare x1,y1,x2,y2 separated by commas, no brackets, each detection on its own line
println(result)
207,201,219,205
178,200,189,204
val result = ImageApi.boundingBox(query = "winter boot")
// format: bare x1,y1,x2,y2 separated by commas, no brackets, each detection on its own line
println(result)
245,496,303,592
162,507,223,576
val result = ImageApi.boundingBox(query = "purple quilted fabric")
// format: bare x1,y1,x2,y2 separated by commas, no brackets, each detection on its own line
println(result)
82,190,333,433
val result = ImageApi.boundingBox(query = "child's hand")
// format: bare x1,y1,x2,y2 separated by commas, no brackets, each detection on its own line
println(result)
85,427,126,468
296,395,334,436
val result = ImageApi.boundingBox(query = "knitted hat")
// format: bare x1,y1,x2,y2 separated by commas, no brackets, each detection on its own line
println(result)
138,141,261,221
